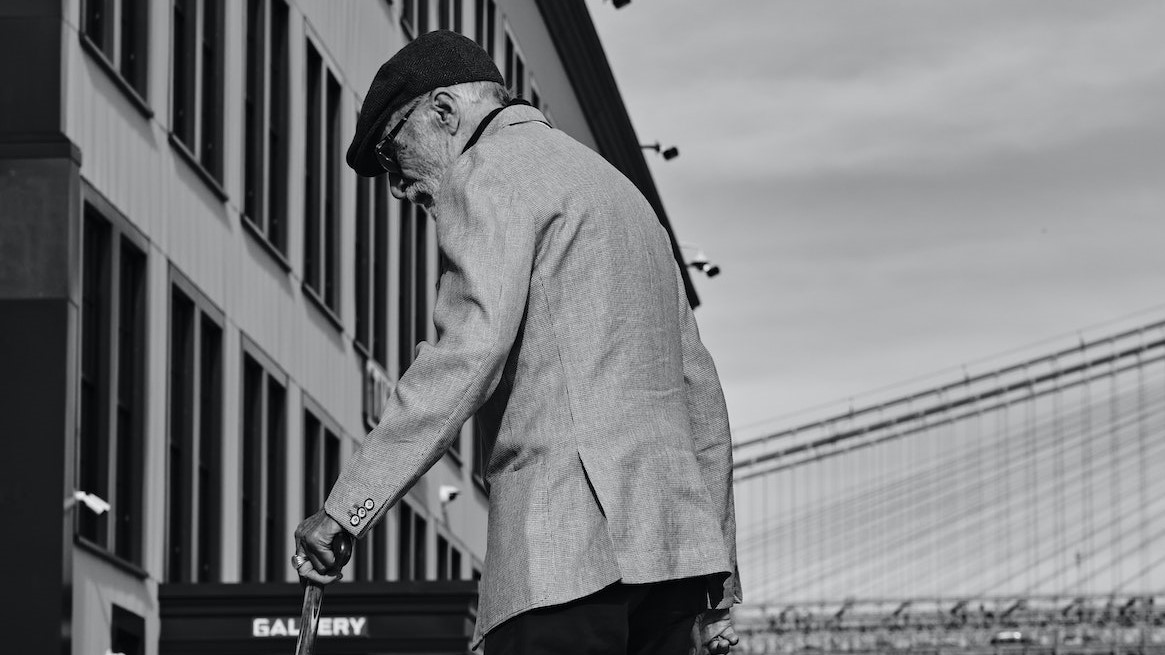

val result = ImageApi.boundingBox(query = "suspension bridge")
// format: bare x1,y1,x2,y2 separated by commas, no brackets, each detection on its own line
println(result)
730,315,1165,654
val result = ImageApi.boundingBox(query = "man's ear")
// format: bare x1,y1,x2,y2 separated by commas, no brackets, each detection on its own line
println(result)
429,88,461,134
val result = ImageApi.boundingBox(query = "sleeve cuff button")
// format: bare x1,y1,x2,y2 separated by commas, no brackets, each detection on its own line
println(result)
349,515,361,527
363,499,375,510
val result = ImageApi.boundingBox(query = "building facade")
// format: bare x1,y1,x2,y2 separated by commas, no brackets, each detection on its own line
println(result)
0,0,695,653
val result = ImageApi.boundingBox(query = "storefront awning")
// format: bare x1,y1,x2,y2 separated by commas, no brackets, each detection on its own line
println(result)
160,581,477,654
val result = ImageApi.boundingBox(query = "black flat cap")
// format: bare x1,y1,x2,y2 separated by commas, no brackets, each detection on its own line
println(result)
347,30,504,177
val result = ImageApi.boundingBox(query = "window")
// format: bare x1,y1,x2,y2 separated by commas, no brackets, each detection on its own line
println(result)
504,33,525,99
354,511,389,581
302,403,341,515
78,203,147,567
398,201,430,375
303,40,342,315
474,0,495,59
397,502,427,580
110,605,145,655
355,176,393,367
436,534,462,580
401,0,429,38
240,345,287,582
167,275,224,583
82,0,150,101
243,0,290,256
171,0,225,182
437,0,462,32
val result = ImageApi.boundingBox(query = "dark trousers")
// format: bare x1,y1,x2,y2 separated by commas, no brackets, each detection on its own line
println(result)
484,578,707,655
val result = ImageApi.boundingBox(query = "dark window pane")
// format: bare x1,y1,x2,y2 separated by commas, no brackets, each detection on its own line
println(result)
197,316,223,581
243,0,263,225
514,56,524,99
324,73,340,308
324,430,340,497
240,355,263,582
114,239,146,565
172,0,195,145
503,36,513,91
436,534,448,580
79,211,111,546
398,199,415,373
398,503,413,580
267,0,290,251
355,176,370,349
304,42,322,293
111,605,145,655
168,290,195,581
200,0,224,177
413,209,428,352
417,0,428,33
372,178,390,367
414,514,427,580
303,411,320,514
120,0,149,93
84,0,111,55
264,377,286,582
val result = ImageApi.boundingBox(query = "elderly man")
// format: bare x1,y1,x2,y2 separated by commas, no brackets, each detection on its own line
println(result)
293,30,741,655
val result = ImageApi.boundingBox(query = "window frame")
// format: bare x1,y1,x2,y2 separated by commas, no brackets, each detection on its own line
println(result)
169,0,227,197
166,268,225,583
242,0,292,265
303,36,343,324
473,0,496,60
239,336,289,583
396,501,428,581
302,395,342,517
503,28,526,100
401,0,430,39
397,201,431,377
80,0,153,117
76,185,150,576
437,0,462,33
110,605,146,655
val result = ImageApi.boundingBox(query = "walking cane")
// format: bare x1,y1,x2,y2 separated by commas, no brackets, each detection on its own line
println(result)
295,532,354,655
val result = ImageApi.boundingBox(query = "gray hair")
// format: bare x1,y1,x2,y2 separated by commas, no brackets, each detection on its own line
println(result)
452,80,512,106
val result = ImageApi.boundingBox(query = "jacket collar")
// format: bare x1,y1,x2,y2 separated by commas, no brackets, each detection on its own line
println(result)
462,102,550,153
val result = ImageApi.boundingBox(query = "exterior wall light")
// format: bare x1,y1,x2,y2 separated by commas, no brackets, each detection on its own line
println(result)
681,244,721,278
641,141,679,161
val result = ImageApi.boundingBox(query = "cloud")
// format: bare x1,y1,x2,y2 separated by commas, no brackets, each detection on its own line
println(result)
595,1,1165,179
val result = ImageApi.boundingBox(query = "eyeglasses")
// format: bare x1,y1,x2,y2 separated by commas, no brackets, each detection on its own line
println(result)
373,102,419,173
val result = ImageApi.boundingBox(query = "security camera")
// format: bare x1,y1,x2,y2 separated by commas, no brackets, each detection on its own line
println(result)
439,485,461,504
687,252,721,278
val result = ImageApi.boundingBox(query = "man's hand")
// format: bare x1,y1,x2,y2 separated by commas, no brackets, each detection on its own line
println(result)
292,510,346,585
691,608,740,655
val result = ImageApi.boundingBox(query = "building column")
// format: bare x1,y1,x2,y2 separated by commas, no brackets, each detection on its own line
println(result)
0,2,80,653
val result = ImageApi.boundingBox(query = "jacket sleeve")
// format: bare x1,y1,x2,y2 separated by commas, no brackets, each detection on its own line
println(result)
675,265,743,609
324,155,536,536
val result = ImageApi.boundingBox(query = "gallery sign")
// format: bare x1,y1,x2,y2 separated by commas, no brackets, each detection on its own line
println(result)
251,616,369,638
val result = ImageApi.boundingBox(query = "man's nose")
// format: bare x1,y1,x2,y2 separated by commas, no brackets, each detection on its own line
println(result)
388,172,407,199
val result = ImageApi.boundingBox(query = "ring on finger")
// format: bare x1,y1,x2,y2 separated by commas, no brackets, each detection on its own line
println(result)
292,554,307,567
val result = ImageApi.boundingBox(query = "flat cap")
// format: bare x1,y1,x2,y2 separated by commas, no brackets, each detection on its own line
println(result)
347,30,504,177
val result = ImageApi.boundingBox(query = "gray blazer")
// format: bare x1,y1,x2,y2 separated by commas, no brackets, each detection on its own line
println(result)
324,104,741,646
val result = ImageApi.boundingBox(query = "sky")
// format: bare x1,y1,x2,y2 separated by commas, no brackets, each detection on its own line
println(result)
585,0,1165,442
